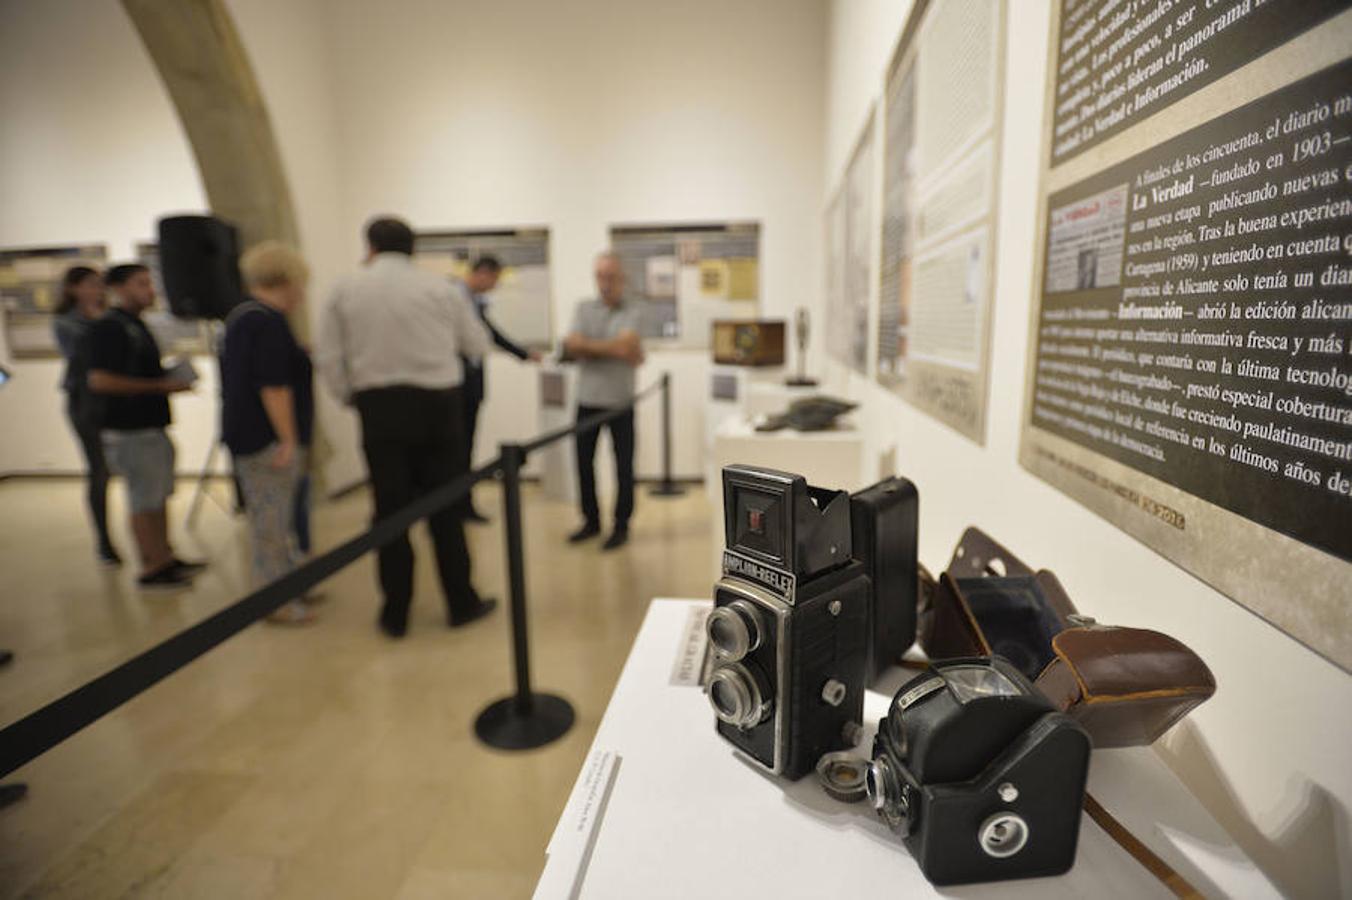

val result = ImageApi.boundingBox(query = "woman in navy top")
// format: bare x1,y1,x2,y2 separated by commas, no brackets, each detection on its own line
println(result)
221,242,316,625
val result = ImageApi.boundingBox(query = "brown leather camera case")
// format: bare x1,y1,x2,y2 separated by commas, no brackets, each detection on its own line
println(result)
923,527,1216,749
1034,626,1216,749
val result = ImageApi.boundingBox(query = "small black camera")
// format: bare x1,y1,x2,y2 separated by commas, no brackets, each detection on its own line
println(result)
708,465,871,780
866,657,1091,885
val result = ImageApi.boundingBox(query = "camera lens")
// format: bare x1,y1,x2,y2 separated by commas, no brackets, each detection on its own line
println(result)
866,757,912,835
708,662,768,729
707,600,763,661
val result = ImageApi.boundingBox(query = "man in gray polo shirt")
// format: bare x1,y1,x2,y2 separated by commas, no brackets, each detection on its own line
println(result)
563,252,644,550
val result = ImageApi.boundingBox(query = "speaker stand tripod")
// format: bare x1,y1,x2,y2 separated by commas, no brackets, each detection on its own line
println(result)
185,321,236,528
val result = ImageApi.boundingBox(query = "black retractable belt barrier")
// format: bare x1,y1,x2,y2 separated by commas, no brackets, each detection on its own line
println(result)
650,371,685,497
473,443,575,750
1,375,678,772
0,459,500,779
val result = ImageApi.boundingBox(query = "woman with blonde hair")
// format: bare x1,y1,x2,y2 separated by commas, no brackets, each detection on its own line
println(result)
221,241,316,625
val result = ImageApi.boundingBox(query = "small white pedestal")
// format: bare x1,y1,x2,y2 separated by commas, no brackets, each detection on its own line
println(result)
538,366,577,504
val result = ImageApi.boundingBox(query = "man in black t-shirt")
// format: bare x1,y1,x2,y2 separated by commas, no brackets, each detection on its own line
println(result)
87,264,200,590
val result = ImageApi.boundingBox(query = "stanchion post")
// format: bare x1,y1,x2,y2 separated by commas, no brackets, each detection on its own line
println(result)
650,370,685,497
474,442,575,750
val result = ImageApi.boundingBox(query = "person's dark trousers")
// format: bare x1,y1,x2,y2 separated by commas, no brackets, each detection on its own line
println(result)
356,386,480,632
460,364,485,514
574,405,635,532
65,391,113,553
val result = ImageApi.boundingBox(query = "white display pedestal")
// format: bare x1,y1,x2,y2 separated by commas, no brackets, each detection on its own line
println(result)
535,600,1280,900
701,367,814,488
538,365,577,504
707,416,867,575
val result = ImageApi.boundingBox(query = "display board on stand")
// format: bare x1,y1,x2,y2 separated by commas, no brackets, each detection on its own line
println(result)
0,244,107,358
134,241,212,356
609,221,760,346
1019,2,1352,671
414,228,553,348
874,0,1007,444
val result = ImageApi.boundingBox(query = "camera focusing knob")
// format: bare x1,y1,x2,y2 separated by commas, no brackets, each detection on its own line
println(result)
815,752,869,803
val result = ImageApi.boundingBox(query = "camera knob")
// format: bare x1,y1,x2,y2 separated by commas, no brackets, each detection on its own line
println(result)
707,600,763,662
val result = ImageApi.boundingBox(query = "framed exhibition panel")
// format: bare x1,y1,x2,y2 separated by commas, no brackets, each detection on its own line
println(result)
828,111,876,375
0,244,107,358
1019,1,1352,671
824,185,848,369
608,221,760,347
133,240,213,356
874,0,1007,444
414,227,553,348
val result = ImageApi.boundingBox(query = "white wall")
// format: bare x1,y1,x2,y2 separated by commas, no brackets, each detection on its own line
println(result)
318,0,828,480
1,0,827,489
224,0,365,491
0,0,217,476
823,2,1352,896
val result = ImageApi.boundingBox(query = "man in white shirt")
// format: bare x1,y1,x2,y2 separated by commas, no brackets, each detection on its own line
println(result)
316,216,496,637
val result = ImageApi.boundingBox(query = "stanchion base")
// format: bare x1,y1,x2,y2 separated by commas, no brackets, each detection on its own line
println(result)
649,481,687,497
474,693,575,750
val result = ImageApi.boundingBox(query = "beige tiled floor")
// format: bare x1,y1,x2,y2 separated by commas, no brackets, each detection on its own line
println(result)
0,477,713,899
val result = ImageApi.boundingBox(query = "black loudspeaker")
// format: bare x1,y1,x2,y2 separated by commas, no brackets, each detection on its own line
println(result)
157,215,244,320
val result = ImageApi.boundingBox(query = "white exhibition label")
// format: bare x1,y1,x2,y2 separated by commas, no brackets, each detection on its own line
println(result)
536,748,622,900
668,602,711,687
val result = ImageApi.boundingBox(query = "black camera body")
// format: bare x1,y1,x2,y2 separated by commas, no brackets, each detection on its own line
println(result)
867,657,1091,886
708,466,871,780
849,477,919,682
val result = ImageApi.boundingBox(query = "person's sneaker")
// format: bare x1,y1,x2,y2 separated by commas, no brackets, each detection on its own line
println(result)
98,545,123,567
137,566,194,591
266,601,317,626
602,529,629,551
169,557,208,577
449,598,498,628
567,522,601,543
0,783,29,809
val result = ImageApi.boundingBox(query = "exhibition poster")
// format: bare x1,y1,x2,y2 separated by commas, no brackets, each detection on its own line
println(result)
609,222,760,347
875,0,1006,443
0,244,107,358
838,112,875,375
414,228,553,347
1020,1,1352,671
824,187,849,369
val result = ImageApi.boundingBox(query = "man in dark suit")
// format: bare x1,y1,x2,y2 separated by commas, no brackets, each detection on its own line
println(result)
457,255,542,522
